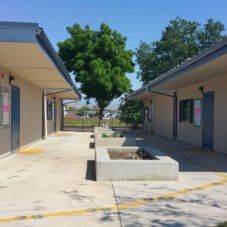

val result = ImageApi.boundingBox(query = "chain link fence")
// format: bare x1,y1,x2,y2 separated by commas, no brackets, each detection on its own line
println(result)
63,109,129,132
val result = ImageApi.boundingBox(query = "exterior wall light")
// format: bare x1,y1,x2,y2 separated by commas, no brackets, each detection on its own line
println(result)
199,86,204,94
9,76,15,85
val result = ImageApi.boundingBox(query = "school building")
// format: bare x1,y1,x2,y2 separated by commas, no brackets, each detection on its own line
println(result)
128,38,227,155
0,22,80,157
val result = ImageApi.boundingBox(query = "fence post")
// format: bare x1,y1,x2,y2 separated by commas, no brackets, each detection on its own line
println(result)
111,111,114,129
82,116,84,132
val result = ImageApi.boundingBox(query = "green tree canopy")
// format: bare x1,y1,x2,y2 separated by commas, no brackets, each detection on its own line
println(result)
136,17,225,84
58,23,134,120
78,106,91,116
118,90,143,129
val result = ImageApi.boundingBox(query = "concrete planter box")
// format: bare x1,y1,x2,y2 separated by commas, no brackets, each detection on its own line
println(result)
94,131,117,139
94,127,112,133
95,146,179,181
95,137,136,147
94,131,136,147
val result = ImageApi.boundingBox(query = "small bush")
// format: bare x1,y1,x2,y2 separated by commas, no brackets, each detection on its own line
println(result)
102,132,123,138
102,133,109,138
217,222,227,227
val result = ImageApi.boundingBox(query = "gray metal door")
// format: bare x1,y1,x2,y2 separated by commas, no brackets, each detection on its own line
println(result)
202,91,214,150
11,86,20,152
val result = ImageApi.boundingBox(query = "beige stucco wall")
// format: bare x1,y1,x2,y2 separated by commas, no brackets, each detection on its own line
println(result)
0,67,11,156
177,74,227,154
0,66,43,155
13,75,43,148
177,84,202,147
46,96,63,135
143,95,173,138
0,64,65,156
153,95,173,138
205,74,227,154
141,74,227,154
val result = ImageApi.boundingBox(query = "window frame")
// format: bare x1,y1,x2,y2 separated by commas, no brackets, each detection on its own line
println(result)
1,88,10,127
179,99,193,123
47,101,53,121
193,98,202,127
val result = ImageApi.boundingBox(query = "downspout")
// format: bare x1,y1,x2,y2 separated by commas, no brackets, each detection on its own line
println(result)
173,92,178,139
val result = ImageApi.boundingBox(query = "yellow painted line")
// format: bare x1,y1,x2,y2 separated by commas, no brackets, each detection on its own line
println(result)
17,148,45,155
55,132,71,137
0,178,226,223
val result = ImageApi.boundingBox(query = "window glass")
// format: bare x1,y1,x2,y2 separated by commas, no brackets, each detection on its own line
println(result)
179,99,193,123
194,99,202,127
47,101,52,121
2,90,10,126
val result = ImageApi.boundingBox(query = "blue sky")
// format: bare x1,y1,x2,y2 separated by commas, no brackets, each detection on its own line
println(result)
0,0,227,106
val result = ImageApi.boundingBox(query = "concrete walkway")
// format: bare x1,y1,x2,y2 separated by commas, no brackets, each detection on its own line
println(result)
0,132,120,227
0,131,227,226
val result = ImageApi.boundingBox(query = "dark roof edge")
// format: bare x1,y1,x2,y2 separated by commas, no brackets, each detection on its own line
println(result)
36,28,81,99
127,37,227,99
0,21,81,99
0,21,39,29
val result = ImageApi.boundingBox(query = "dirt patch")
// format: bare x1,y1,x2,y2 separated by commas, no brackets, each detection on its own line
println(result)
102,132,124,138
108,149,157,160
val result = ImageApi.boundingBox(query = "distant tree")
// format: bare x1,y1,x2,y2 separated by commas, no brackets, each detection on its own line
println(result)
118,91,143,129
78,106,91,116
136,17,225,84
92,105,99,111
68,106,76,111
58,23,134,123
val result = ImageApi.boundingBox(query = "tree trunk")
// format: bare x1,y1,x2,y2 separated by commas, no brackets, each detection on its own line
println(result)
98,107,104,126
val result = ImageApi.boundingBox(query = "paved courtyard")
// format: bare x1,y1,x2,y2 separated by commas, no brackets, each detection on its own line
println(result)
0,131,226,226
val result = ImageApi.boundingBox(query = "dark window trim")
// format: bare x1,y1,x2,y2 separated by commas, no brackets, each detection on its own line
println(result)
179,99,194,123
47,101,53,121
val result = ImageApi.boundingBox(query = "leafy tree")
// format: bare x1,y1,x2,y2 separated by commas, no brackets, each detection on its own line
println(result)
78,106,91,116
58,23,134,122
136,17,225,84
67,106,76,111
118,91,143,129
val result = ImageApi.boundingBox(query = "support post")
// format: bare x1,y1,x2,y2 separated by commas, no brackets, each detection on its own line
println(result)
173,92,178,138
43,90,48,139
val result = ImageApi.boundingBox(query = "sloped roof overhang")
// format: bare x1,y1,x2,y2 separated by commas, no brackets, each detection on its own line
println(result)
128,38,227,101
0,21,81,99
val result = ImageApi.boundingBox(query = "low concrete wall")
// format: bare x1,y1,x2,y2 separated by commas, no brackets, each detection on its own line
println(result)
94,127,112,133
96,146,179,181
94,131,115,138
95,137,136,147
94,130,136,147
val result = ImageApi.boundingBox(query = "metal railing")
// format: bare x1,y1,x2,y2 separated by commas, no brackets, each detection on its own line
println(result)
63,110,129,132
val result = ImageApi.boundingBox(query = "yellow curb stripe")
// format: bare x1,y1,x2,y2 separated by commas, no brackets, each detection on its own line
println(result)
0,179,226,223
17,148,45,155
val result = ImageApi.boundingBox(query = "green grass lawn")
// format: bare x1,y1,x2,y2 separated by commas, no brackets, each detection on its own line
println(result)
64,116,128,128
